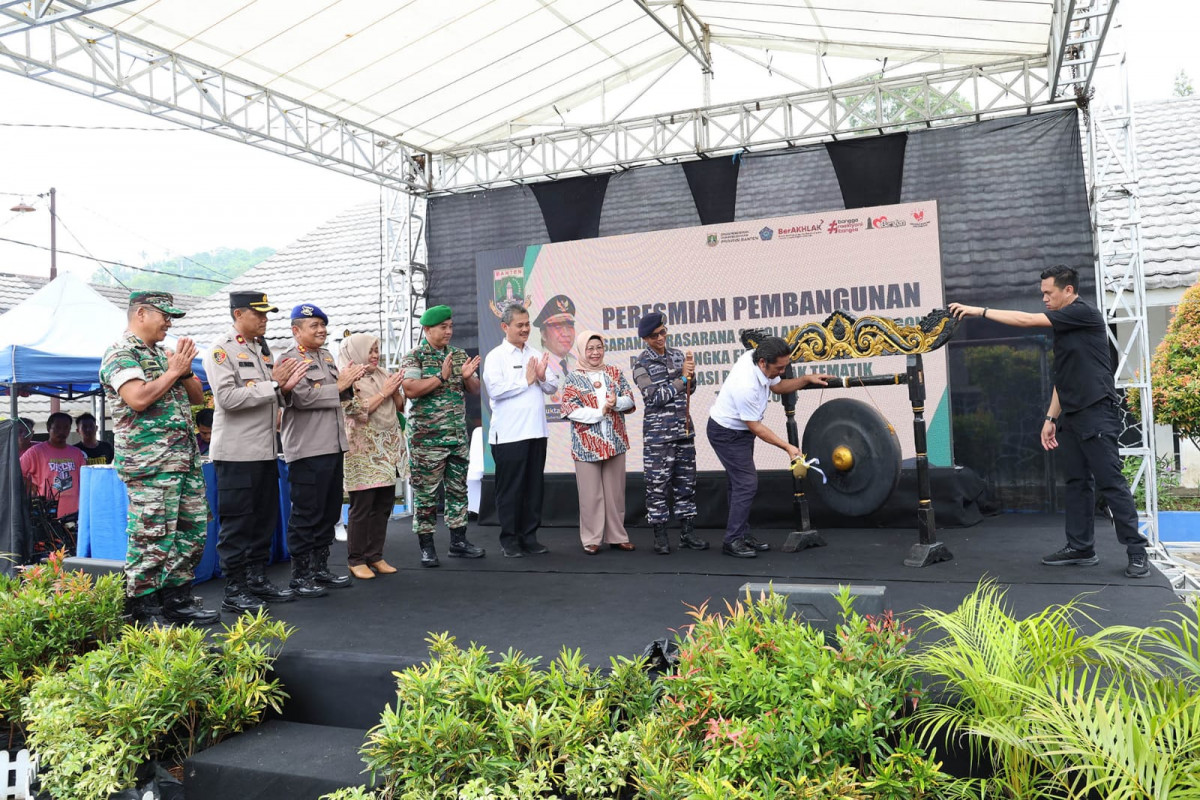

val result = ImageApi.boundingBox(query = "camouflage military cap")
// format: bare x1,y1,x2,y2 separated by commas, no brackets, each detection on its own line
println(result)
129,291,185,318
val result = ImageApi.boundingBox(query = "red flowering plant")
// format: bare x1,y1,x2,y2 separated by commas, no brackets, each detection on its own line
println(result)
634,588,952,798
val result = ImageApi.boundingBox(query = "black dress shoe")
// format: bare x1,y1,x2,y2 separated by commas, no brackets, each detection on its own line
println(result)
722,539,757,558
743,534,770,552
501,546,525,558
521,543,550,555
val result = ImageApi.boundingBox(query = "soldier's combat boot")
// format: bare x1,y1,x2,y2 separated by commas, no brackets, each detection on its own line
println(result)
448,527,485,558
289,553,329,598
245,563,296,603
124,590,170,626
679,517,710,551
222,572,269,614
160,584,221,626
312,546,352,588
653,524,671,555
418,534,440,568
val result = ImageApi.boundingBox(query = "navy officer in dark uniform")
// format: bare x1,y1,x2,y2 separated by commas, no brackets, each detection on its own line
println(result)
950,264,1151,578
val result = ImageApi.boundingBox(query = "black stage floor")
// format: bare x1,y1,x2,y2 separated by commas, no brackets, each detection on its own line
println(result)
193,513,1180,667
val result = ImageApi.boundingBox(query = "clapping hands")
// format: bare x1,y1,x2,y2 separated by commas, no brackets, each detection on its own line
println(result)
166,337,197,378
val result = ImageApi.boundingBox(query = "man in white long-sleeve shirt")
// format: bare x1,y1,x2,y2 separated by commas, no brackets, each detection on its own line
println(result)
482,304,559,557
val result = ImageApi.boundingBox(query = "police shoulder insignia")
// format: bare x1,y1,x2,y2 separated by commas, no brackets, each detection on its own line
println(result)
213,348,227,364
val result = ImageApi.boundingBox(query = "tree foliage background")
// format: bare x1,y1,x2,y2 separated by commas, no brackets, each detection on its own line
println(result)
1138,278,1200,448
92,246,274,297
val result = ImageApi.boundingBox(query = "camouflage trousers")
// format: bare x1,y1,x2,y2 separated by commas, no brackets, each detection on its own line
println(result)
409,441,469,537
124,467,209,598
643,439,697,524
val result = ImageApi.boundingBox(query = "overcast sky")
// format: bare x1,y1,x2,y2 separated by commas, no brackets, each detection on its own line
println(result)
1,1,1195,286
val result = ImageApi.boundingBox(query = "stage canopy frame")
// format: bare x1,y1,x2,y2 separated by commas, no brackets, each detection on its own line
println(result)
3,0,1183,591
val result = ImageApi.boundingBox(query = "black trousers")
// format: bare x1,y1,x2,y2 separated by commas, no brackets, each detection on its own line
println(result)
287,452,344,558
491,437,547,551
1058,399,1148,555
214,459,280,575
347,485,395,565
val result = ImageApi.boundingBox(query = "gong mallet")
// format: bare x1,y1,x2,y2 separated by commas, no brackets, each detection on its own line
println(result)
780,363,827,552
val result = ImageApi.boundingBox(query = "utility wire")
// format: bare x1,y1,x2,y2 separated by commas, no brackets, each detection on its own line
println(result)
54,214,130,290
0,236,227,285
68,202,235,281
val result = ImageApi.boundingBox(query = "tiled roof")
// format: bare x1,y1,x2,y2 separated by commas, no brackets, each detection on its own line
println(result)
172,202,385,353
0,272,204,315
1131,96,1200,291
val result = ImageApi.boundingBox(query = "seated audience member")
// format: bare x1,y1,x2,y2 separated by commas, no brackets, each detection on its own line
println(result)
17,417,36,454
195,408,214,457
20,412,87,520
75,412,115,465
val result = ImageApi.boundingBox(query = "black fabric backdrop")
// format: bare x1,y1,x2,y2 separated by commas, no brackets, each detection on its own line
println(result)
426,109,1094,511
0,420,32,574
826,132,908,208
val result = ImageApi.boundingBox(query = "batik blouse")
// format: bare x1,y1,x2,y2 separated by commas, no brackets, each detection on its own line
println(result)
559,365,636,463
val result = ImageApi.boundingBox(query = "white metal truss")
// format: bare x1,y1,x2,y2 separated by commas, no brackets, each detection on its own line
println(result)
633,1,711,74
1087,51,1197,595
0,12,431,192
431,57,1067,193
382,179,429,371
0,0,135,34
1049,0,1118,100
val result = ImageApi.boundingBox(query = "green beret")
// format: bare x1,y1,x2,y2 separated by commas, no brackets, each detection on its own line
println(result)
420,305,452,327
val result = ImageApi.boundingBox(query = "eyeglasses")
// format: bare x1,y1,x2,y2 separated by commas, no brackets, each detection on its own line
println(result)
584,345,605,354
647,328,668,339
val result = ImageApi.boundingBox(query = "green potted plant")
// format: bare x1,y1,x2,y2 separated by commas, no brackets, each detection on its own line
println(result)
22,612,291,800
0,551,125,751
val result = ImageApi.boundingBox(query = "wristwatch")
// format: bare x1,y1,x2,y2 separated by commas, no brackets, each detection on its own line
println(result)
1044,415,1057,424
436,373,447,384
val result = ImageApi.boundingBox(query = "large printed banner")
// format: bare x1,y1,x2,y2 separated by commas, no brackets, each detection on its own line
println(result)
475,201,951,474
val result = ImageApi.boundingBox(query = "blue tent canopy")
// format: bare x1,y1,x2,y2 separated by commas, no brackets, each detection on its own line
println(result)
0,274,207,399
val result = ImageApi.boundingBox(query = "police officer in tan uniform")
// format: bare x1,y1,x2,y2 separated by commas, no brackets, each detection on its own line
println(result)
204,291,308,613
279,303,365,596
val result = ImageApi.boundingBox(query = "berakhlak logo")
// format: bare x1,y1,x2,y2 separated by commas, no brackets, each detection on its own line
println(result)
867,215,905,229
827,220,839,233
759,226,773,241
913,210,925,221
706,233,718,247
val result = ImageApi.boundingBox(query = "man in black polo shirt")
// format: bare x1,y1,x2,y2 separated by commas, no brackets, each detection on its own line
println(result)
950,265,1150,578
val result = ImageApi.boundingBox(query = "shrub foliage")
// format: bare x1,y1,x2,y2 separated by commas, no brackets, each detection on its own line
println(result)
24,612,291,800
0,551,125,745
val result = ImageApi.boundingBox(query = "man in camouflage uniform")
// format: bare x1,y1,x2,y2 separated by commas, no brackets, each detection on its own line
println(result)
400,305,484,567
99,291,220,626
631,312,709,554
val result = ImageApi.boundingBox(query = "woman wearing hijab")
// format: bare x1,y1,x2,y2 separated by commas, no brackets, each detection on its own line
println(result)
339,333,408,579
559,331,637,553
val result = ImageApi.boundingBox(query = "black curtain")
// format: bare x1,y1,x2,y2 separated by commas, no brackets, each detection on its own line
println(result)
825,132,907,208
681,156,741,224
530,174,611,242
0,418,32,574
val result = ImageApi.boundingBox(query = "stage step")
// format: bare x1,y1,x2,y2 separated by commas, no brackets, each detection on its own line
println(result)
271,649,421,729
184,720,375,800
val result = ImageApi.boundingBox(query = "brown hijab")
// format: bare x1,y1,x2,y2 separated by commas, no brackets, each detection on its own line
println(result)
338,333,398,429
